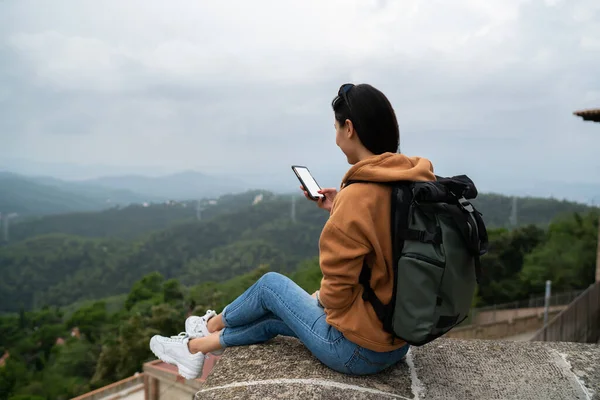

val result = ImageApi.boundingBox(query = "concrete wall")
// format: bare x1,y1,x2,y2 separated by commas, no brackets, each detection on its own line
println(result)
151,383,196,400
71,374,144,400
143,360,202,400
446,310,563,340
474,305,566,325
142,357,220,400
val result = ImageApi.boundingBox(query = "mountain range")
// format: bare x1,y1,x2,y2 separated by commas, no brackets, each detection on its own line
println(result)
0,171,251,216
84,170,248,200
1,167,599,218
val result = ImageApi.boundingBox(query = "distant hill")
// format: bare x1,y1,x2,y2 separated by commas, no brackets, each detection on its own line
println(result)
27,175,156,205
8,190,275,242
0,172,154,217
472,193,591,228
0,173,106,216
83,170,250,200
0,170,250,218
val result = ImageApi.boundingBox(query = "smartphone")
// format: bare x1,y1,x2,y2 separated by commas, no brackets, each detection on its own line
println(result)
291,165,324,200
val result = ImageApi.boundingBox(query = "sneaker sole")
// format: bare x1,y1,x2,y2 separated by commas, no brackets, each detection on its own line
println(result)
149,338,202,380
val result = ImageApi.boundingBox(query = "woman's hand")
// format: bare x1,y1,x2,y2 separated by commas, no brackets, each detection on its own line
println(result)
300,186,338,212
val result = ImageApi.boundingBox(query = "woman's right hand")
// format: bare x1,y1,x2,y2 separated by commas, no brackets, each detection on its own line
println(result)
300,186,337,212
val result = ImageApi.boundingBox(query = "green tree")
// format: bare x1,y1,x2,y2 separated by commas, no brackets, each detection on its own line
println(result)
65,301,109,343
477,225,545,305
162,279,184,304
124,272,164,310
520,211,598,293
0,358,30,400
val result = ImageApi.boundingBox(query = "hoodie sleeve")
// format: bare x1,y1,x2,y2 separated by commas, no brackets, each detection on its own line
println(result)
318,192,372,310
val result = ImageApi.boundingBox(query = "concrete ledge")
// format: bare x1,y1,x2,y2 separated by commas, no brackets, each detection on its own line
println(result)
197,336,599,400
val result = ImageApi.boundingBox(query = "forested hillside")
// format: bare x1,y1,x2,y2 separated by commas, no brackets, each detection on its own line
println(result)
0,193,327,312
6,190,274,242
0,171,251,218
0,187,594,313
0,173,155,217
0,174,107,216
471,193,591,227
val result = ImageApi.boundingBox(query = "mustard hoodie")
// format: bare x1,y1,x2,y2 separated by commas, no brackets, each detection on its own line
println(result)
318,152,436,352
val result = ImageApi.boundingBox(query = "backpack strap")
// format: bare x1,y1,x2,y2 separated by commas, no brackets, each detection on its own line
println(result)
346,179,395,331
358,263,390,328
444,197,489,284
349,180,413,338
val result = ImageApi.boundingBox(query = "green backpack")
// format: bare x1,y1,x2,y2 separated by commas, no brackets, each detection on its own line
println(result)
346,175,489,346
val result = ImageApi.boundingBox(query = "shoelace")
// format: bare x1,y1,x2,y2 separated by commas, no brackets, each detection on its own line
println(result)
167,332,188,342
167,331,211,359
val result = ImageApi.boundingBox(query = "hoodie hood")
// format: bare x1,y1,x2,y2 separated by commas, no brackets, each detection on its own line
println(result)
341,152,435,187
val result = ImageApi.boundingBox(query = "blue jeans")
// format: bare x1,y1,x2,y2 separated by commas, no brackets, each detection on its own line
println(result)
219,272,409,375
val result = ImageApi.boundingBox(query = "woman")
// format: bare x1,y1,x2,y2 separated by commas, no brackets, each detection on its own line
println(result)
149,83,436,379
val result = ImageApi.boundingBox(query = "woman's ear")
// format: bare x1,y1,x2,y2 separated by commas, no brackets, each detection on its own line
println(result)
344,119,356,139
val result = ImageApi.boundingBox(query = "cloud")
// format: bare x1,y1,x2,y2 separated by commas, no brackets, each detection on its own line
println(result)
0,0,599,197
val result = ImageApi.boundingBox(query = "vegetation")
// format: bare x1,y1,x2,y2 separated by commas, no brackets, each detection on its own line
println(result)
5,190,275,242
478,210,598,305
0,192,326,313
3,181,592,244
471,193,591,227
0,171,247,218
0,173,150,217
0,174,105,216
0,188,597,399
0,189,596,314
0,267,289,400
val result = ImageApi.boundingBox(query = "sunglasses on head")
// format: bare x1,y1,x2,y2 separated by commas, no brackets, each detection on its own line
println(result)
333,83,355,111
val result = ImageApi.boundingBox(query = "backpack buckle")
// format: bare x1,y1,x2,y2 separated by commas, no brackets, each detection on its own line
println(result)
458,197,474,213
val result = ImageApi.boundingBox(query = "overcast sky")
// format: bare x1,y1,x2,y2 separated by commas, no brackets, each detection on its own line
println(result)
1,0,599,198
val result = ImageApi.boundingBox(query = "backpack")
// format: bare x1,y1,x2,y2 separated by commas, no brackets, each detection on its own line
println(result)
345,175,489,346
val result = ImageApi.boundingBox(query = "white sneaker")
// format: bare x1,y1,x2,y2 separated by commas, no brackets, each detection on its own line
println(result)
149,333,205,380
185,310,224,355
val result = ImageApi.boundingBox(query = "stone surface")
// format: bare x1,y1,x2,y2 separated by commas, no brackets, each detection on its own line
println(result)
195,336,600,400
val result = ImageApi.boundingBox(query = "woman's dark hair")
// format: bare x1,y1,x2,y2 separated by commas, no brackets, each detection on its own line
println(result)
331,83,400,154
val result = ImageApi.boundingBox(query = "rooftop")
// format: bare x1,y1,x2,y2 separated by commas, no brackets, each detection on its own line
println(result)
573,108,600,123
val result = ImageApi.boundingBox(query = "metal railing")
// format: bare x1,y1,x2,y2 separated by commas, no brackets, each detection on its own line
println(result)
531,281,600,343
461,289,584,327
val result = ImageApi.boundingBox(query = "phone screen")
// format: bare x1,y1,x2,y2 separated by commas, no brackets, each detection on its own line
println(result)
294,166,323,198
